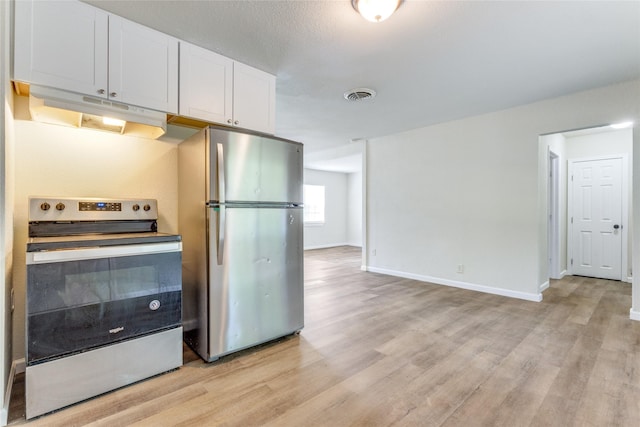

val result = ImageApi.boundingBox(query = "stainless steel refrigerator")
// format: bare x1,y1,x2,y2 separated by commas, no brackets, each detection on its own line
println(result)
179,125,304,362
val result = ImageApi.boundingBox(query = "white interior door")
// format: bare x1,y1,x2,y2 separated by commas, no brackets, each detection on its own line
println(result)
570,157,623,280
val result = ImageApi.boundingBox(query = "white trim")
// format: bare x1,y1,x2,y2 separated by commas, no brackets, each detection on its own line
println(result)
630,308,640,322
567,154,629,281
304,242,351,250
364,266,543,302
361,140,369,273
548,149,561,279
539,281,550,292
559,270,567,278
626,276,633,283
13,359,25,375
1,359,24,426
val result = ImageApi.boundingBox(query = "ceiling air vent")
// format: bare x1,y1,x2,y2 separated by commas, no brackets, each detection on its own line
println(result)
344,88,376,101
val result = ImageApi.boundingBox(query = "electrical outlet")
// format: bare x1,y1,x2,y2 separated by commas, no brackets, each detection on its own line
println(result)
457,264,464,274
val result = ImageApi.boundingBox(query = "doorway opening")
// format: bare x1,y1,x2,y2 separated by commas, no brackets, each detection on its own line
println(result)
302,144,364,268
540,123,633,285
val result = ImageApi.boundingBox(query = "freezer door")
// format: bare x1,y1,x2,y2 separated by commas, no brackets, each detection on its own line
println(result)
207,206,303,359
208,127,303,204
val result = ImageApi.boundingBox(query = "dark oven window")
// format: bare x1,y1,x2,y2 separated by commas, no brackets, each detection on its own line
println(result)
27,252,182,364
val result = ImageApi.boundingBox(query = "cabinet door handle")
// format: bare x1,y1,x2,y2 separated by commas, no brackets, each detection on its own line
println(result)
110,92,117,98
227,119,232,124
234,120,239,125
97,89,105,95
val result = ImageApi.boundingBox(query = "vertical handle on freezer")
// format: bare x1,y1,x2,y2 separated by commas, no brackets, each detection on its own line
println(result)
217,143,225,205
217,143,226,265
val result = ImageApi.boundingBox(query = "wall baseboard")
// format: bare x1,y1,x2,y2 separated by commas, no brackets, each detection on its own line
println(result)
364,266,543,302
304,243,352,250
539,281,550,292
13,359,25,375
630,308,640,322
1,358,24,426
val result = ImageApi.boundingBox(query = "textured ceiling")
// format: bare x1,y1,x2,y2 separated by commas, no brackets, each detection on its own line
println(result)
83,0,640,156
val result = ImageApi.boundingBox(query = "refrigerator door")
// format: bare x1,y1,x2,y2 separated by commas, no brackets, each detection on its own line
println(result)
206,205,303,360
207,127,303,204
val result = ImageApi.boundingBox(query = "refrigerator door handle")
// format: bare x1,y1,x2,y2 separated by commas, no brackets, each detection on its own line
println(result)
217,142,225,205
216,142,226,265
217,205,225,265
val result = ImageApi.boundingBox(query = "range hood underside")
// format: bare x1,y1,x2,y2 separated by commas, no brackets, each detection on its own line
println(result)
21,83,168,139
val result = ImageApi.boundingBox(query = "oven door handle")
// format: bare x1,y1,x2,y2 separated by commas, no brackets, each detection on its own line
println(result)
26,242,182,265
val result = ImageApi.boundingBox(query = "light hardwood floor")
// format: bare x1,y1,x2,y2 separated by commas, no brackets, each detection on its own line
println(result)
9,246,640,426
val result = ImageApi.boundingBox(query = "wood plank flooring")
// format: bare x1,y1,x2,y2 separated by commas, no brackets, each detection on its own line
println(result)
9,246,640,426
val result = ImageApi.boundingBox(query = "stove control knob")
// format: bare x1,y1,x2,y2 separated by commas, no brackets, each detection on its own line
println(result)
143,204,151,212
56,203,65,211
40,202,50,211
132,204,140,211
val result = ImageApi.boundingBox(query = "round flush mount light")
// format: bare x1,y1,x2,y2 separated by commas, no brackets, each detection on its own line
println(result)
352,0,404,23
344,88,377,101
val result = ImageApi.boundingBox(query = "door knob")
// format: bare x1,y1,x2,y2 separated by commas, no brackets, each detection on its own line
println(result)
614,224,620,229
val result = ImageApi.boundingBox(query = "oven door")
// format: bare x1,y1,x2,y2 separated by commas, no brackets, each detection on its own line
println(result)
26,241,182,365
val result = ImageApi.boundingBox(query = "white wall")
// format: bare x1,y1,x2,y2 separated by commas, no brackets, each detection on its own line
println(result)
347,171,362,247
565,128,632,158
10,96,180,362
303,168,348,249
0,0,13,424
366,79,640,305
544,132,567,278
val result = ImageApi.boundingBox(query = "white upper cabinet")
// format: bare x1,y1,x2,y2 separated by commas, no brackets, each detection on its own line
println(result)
179,41,275,134
232,62,275,134
179,42,233,125
14,0,178,114
108,16,178,113
14,0,108,97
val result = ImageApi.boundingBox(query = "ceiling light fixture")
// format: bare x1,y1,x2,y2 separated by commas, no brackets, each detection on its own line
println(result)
610,121,633,129
351,0,403,23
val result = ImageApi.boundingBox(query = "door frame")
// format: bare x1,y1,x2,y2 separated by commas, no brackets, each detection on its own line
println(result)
548,150,561,279
567,154,629,281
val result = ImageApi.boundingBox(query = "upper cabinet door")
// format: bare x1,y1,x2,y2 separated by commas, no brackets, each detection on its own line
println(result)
14,0,109,97
232,62,276,134
179,41,233,124
108,16,179,113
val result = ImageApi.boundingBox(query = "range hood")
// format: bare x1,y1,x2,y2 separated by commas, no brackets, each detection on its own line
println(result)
27,85,167,139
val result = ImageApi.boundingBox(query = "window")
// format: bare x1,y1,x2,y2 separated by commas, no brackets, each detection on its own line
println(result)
303,184,325,224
